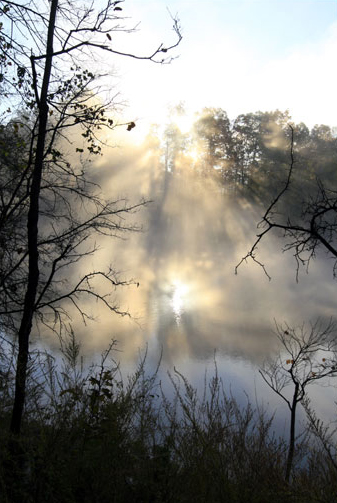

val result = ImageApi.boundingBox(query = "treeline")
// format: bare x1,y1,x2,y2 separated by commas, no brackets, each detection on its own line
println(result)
152,107,337,209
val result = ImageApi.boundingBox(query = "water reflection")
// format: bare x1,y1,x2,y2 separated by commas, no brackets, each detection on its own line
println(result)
36,139,337,433
67,208,337,370
170,279,189,324
61,140,337,373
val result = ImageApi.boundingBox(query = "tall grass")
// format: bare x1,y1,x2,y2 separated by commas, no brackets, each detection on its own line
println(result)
0,333,336,503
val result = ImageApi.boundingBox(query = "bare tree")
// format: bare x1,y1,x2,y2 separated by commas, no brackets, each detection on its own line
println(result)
259,320,337,482
236,125,337,280
0,0,182,435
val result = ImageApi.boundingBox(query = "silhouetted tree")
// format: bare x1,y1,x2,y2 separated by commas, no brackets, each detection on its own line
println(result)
0,0,181,436
193,108,292,197
193,108,232,183
260,320,337,482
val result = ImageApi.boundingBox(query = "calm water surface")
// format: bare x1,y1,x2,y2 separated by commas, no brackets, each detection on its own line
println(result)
50,160,337,429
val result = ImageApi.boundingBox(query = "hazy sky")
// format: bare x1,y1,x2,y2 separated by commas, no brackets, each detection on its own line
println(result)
112,0,337,133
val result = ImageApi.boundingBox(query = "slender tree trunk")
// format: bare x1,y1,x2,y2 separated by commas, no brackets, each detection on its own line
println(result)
285,382,299,482
10,0,58,435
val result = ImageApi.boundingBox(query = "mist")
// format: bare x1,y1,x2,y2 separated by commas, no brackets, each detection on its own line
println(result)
51,120,337,377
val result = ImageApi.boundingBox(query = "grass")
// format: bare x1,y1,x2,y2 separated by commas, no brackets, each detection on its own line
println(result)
0,333,336,503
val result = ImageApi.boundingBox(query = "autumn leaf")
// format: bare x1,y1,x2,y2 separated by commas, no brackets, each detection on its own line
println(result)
127,121,136,131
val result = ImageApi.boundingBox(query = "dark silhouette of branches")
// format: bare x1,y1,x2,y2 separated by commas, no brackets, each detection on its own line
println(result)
236,124,337,279
0,0,182,437
260,320,337,482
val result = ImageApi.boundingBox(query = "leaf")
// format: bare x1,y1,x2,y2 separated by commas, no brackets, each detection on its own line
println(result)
127,121,136,131
89,376,100,385
17,66,26,78
103,370,113,381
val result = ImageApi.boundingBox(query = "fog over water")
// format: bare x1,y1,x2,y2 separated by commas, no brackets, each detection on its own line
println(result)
59,135,337,366
37,127,337,425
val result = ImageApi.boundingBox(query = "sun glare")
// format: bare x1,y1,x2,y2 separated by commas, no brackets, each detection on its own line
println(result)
171,279,189,324
173,114,195,134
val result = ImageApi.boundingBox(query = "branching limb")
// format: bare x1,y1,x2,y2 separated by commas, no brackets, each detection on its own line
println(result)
236,123,337,279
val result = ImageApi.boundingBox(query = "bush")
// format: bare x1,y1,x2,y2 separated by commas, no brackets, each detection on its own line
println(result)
0,334,336,502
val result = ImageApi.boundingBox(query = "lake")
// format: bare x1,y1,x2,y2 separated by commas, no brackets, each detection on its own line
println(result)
56,150,337,432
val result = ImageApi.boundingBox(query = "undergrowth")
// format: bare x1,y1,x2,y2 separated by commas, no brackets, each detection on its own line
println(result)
0,332,336,503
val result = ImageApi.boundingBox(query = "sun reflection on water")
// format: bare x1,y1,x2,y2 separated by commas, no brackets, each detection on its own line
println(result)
170,279,189,324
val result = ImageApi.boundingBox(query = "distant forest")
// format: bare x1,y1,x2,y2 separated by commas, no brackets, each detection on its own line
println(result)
150,108,337,206
134,107,337,276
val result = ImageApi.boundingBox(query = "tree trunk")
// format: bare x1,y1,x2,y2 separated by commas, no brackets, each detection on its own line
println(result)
285,382,299,482
10,0,58,435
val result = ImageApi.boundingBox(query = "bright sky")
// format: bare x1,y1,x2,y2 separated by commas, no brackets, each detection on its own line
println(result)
111,0,337,133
